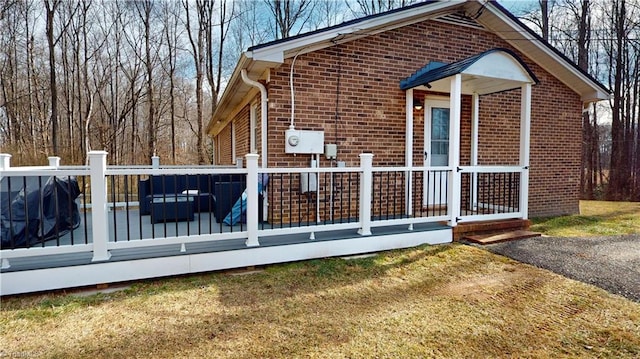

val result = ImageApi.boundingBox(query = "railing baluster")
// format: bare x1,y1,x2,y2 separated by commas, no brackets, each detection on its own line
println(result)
110,175,117,242
124,175,130,242
83,176,89,244
53,176,60,246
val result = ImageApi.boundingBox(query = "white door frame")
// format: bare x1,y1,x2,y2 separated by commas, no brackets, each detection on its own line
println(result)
424,98,450,206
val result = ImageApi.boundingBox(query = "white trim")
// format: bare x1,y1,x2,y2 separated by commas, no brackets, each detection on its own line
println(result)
458,212,524,223
358,153,374,236
423,98,451,208
258,223,361,237
248,1,464,62
458,165,524,173
520,83,532,219
0,244,93,259
405,89,414,217
250,104,257,153
245,154,260,246
106,233,247,251
448,75,462,227
370,216,450,227
0,228,452,295
240,69,268,167
470,93,479,211
88,151,111,262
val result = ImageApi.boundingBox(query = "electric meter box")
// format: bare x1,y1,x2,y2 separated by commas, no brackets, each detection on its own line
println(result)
285,129,324,154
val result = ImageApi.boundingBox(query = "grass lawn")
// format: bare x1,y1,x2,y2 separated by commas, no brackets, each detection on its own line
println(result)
531,200,640,237
1,200,639,358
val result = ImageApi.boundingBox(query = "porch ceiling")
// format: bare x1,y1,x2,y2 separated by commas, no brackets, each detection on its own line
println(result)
400,48,538,95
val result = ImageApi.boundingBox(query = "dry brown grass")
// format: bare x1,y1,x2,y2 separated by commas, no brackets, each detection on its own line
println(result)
531,200,640,237
2,244,639,358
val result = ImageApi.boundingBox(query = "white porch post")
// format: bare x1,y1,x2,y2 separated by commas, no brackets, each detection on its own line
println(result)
470,93,480,211
151,156,160,169
89,151,111,262
405,89,414,222
448,74,462,226
245,153,260,247
358,153,374,236
520,83,532,219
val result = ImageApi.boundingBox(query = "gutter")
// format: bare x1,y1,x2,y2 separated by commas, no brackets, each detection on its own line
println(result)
241,69,268,168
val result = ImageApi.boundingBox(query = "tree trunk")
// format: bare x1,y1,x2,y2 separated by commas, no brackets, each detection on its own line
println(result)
45,0,59,156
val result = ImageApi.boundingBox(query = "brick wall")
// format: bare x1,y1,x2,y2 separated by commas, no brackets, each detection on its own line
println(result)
216,124,233,165
260,19,582,218
234,107,250,162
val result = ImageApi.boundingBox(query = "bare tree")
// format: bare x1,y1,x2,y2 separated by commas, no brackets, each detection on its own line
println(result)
265,0,315,39
183,0,211,164
161,1,181,163
346,0,415,17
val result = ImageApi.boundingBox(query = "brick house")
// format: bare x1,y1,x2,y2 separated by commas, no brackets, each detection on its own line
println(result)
0,1,616,296
207,0,608,224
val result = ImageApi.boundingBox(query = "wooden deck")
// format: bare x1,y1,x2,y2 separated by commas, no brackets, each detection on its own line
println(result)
1,203,450,271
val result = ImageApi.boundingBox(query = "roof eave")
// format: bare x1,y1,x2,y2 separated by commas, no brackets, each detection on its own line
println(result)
208,54,269,136
249,0,465,62
473,1,610,103
208,0,467,136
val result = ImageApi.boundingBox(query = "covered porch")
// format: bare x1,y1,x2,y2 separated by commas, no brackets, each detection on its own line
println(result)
401,48,538,225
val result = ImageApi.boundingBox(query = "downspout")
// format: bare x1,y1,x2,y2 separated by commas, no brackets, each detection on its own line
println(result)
241,69,268,168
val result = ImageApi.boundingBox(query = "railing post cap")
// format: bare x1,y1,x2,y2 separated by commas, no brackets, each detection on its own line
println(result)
245,154,260,159
359,153,374,158
0,153,11,158
88,150,108,156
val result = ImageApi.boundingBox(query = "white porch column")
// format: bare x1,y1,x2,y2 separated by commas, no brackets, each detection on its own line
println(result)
89,151,111,262
470,93,480,210
245,153,260,247
448,74,462,226
520,83,532,219
405,89,414,219
358,153,374,236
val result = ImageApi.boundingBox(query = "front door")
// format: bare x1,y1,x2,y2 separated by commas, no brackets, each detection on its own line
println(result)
424,99,450,206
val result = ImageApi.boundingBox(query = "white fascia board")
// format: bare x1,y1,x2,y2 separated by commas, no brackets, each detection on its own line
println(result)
248,0,465,62
208,54,253,135
479,3,609,102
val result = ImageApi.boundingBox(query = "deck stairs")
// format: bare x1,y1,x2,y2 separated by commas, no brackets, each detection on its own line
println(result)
453,219,541,244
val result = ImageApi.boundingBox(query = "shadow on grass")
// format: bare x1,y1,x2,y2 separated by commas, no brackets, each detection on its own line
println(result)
0,244,454,313
4,243,639,358
21,244,539,358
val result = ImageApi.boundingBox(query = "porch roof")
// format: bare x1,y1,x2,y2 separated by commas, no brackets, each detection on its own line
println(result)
400,48,539,95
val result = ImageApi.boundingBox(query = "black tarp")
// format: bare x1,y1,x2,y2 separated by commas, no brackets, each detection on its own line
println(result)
1,176,81,249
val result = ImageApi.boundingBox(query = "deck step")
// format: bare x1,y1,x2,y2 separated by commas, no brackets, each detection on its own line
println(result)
453,219,531,241
464,230,541,245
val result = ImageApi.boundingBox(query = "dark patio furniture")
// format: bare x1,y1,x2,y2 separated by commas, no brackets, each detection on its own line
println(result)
150,196,194,224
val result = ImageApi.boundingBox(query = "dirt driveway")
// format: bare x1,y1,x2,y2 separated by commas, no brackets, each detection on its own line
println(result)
480,234,640,302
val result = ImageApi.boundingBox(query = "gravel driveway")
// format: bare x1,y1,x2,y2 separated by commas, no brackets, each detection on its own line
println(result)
479,234,640,302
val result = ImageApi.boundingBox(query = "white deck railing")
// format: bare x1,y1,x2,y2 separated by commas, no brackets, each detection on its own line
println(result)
0,152,528,268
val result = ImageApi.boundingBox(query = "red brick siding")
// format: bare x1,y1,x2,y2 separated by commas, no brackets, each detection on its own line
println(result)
216,124,233,165
256,19,582,218
234,107,250,162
